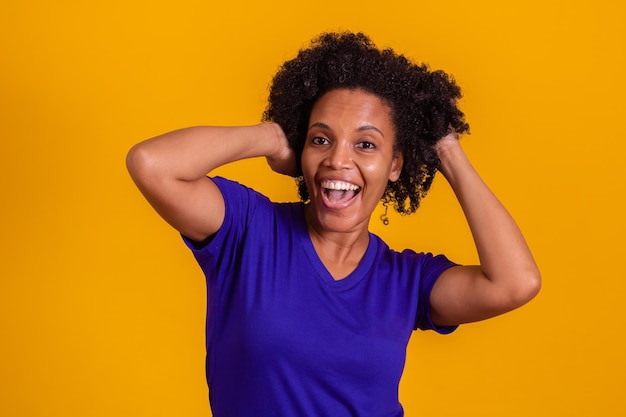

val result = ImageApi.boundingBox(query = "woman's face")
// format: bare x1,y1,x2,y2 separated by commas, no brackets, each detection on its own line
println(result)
301,88,403,233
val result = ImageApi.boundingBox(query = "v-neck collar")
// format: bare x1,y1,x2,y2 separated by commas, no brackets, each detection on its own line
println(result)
293,204,378,291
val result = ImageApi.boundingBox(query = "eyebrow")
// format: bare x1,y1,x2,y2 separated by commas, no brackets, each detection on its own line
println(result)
308,122,385,137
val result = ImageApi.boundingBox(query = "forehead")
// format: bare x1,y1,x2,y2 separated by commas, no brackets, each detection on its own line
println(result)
309,89,394,132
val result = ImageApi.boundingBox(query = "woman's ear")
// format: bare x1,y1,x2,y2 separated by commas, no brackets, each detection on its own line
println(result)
388,151,404,182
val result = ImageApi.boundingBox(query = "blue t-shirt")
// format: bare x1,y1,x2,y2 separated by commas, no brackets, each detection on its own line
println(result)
183,177,457,417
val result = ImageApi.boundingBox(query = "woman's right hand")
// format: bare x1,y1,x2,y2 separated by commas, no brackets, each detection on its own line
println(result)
265,123,297,177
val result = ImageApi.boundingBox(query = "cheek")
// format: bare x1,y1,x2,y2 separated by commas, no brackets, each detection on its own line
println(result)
361,158,393,184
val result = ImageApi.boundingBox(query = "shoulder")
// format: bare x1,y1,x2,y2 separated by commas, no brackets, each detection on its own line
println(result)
212,176,304,229
371,234,455,272
211,176,273,219
212,176,270,203
184,178,303,255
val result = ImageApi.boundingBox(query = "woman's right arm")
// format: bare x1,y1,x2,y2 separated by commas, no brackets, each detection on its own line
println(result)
126,123,293,242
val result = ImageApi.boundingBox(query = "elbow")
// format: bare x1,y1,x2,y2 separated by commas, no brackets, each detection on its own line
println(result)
126,143,159,185
524,265,542,301
126,143,146,176
509,267,542,309
487,266,542,315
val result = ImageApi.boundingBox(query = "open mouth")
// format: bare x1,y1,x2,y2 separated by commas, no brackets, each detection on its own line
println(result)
321,180,361,205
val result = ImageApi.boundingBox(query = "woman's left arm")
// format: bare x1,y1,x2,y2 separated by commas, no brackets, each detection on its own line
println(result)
429,132,541,326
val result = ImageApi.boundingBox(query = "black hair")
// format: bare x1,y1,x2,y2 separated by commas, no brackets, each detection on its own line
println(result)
262,31,469,214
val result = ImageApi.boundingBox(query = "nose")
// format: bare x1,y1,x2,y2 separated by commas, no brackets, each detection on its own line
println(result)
325,142,353,169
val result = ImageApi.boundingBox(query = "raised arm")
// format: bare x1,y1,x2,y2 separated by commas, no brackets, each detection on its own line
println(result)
429,133,541,326
126,123,294,242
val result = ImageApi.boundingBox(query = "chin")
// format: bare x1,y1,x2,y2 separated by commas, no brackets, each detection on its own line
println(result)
311,207,368,234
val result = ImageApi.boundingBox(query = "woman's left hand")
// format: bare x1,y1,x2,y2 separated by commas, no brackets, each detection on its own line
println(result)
433,129,462,176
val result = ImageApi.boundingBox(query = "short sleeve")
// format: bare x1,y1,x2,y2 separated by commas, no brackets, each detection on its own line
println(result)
180,176,264,285
415,253,459,334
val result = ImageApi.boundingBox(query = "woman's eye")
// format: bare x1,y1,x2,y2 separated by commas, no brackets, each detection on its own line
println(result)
312,136,329,145
356,141,376,149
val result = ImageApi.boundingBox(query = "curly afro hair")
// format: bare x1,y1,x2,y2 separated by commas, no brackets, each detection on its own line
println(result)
262,31,469,215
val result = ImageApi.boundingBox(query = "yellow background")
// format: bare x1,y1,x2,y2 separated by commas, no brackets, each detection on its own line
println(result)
1,0,624,416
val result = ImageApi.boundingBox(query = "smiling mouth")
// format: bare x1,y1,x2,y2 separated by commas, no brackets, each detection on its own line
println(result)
321,180,361,205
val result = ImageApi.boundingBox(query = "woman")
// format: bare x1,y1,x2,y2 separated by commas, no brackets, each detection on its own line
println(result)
126,32,540,417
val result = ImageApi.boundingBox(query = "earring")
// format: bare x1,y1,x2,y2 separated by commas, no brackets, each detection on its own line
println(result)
380,201,390,226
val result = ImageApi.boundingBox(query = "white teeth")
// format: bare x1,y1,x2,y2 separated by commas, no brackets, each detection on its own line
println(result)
321,180,360,191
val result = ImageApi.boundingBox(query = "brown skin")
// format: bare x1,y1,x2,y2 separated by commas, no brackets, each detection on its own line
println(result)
429,132,541,325
301,89,403,279
126,123,291,242
126,88,540,327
